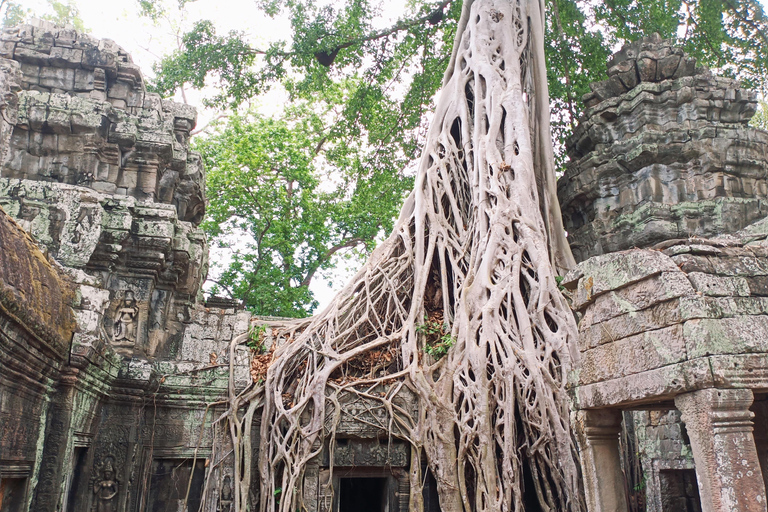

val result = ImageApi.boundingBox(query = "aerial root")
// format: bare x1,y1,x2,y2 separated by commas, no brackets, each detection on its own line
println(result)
206,1,584,511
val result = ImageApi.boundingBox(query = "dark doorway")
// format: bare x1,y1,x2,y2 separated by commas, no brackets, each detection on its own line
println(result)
660,469,702,512
0,478,27,512
339,477,388,512
64,447,88,512
146,458,206,512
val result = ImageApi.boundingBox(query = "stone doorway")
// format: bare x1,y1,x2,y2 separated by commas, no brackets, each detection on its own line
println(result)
338,477,389,512
0,477,27,512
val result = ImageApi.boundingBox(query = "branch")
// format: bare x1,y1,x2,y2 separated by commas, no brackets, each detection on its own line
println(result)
191,114,228,136
721,0,768,48
207,278,236,299
300,237,366,288
319,0,454,56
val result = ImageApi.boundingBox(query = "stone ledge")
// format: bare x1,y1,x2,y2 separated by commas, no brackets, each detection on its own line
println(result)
575,352,768,409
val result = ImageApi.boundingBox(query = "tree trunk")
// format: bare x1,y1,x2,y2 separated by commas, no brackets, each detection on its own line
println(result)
223,1,584,511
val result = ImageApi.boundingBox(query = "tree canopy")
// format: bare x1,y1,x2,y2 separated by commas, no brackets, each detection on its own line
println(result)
142,0,768,316
1,0,87,30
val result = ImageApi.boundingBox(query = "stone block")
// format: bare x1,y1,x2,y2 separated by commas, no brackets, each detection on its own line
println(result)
678,295,768,321
579,324,687,384
39,66,74,90
579,298,683,350
46,108,72,134
81,48,117,73
575,358,715,408
709,353,768,388
747,276,768,296
19,62,39,85
57,134,83,153
687,272,750,297
73,68,94,91
572,249,681,309
657,54,681,80
49,46,82,68
683,316,768,358
584,271,694,325
108,97,126,110
13,44,50,65
672,253,715,273
0,40,15,59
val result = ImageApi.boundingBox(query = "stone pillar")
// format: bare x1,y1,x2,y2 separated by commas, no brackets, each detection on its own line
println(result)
576,409,629,512
675,388,767,512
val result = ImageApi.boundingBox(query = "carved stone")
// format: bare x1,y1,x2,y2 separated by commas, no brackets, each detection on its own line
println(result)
564,36,768,512
0,20,251,512
558,34,767,262
675,389,767,512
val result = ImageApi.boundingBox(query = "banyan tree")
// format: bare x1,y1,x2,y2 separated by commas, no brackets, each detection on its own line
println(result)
220,0,584,510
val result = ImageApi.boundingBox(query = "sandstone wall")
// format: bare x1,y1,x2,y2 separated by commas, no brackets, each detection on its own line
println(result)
558,34,767,262
0,20,252,512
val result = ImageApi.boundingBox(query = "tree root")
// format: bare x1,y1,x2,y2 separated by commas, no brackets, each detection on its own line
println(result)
213,1,584,510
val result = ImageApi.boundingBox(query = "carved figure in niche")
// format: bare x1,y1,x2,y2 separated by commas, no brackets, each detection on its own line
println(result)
71,208,94,245
92,459,118,512
113,291,139,345
218,475,233,512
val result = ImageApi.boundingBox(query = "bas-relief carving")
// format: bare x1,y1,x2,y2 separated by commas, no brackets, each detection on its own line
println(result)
218,475,233,512
92,457,118,512
113,291,139,347
322,439,409,468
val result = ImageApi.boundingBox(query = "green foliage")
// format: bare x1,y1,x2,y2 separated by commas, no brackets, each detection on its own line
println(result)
41,0,87,32
593,0,768,92
197,100,411,317
416,316,455,360
752,100,768,131
545,0,611,168
247,324,268,352
1,1,29,27
0,0,87,31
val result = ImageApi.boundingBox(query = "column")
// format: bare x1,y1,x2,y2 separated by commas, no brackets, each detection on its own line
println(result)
675,388,767,512
576,409,629,512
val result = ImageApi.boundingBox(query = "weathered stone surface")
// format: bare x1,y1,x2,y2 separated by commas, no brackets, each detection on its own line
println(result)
569,36,768,512
675,389,767,512
579,324,687,385
570,249,681,309
0,204,76,348
558,36,767,262
573,242,768,406
0,20,253,512
582,271,693,325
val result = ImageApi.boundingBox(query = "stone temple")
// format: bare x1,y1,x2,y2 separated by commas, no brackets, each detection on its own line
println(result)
0,19,766,512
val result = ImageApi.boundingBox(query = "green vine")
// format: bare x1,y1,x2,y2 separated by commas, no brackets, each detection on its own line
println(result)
416,315,456,360
247,324,268,353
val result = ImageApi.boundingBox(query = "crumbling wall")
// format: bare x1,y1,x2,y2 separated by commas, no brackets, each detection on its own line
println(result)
0,20,252,512
560,35,768,512
558,34,766,263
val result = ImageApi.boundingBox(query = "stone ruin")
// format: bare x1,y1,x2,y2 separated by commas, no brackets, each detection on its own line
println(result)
559,34,768,512
0,19,418,512
0,20,252,512
0,21,767,512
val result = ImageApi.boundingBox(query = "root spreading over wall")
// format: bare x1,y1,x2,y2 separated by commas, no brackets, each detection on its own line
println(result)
218,1,583,510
